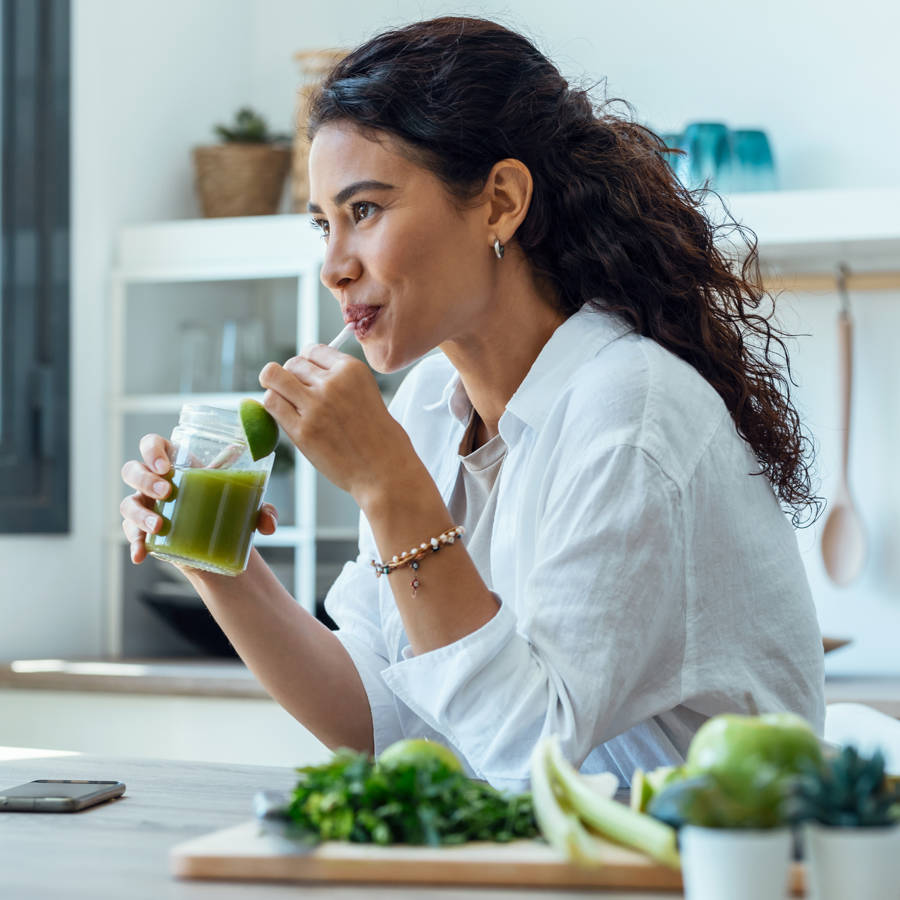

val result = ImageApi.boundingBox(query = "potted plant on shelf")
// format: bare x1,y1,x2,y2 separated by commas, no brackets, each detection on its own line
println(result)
792,745,900,900
291,48,347,212
193,107,292,218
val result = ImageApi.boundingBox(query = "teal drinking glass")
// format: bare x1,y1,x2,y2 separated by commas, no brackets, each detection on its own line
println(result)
730,129,777,192
658,132,686,181
680,122,734,191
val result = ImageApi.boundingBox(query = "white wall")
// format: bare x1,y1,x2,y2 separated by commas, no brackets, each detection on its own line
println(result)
247,0,900,191
1,0,898,675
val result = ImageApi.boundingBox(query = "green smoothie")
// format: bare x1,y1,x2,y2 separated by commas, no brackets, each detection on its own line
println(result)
146,466,267,575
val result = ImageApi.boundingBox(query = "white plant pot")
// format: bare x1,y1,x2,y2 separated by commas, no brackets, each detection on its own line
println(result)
680,825,792,900
803,822,900,900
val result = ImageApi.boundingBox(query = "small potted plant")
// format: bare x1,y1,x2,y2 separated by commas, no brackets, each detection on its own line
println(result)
792,745,900,899
650,766,796,900
647,713,825,900
193,107,292,217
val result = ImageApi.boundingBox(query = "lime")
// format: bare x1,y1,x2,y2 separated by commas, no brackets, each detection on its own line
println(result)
239,398,279,461
377,738,464,772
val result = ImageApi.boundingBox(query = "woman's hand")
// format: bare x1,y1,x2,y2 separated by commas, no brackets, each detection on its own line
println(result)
119,433,279,564
259,345,413,505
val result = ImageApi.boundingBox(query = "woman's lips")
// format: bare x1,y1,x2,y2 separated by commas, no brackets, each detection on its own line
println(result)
344,304,381,338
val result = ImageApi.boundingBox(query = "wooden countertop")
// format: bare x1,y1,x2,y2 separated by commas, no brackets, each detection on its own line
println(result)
0,747,670,899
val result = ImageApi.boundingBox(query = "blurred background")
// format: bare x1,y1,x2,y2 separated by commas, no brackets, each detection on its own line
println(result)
2,0,899,682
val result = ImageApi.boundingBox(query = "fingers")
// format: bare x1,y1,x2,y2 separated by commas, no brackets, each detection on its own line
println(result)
259,359,320,398
139,434,174,475
122,432,173,568
257,503,279,535
261,387,302,430
302,343,346,368
120,492,161,537
259,362,301,401
120,491,163,565
121,458,172,500
129,540,148,564
260,341,349,393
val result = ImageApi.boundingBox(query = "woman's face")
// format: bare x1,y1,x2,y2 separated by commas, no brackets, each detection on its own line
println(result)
308,122,497,373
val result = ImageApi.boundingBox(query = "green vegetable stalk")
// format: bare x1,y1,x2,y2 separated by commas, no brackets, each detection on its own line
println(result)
529,737,612,867
528,737,680,869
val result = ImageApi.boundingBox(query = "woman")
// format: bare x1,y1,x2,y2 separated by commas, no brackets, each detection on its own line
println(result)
120,16,824,791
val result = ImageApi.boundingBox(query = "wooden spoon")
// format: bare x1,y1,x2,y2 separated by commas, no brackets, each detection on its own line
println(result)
821,267,866,586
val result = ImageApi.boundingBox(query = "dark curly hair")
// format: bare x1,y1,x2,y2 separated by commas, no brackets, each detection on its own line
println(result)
308,16,820,526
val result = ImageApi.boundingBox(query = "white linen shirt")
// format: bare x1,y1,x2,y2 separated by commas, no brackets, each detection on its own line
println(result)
324,304,825,793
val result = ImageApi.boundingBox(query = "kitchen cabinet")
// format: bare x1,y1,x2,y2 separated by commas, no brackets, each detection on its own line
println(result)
0,688,329,768
106,215,403,658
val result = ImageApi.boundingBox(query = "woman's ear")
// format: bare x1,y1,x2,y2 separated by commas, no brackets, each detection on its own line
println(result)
482,158,533,246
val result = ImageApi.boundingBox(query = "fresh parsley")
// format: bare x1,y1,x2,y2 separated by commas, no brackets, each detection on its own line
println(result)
288,748,538,846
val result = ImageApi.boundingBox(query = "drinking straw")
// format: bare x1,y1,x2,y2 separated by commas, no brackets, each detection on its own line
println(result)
328,322,356,349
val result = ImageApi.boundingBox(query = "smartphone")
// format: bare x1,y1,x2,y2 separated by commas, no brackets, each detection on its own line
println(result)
0,779,126,812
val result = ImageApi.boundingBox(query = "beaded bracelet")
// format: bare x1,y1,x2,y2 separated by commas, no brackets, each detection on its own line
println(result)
371,525,465,598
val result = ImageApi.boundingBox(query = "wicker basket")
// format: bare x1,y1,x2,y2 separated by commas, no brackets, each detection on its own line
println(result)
291,49,347,212
192,144,292,218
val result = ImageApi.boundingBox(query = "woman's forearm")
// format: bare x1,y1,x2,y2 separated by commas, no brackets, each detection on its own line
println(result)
181,550,374,753
356,451,500,656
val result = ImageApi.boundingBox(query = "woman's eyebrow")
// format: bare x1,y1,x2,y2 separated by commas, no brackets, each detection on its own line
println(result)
308,180,396,214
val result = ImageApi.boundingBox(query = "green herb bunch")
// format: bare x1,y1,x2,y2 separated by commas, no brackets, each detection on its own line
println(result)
288,748,537,846
791,746,900,828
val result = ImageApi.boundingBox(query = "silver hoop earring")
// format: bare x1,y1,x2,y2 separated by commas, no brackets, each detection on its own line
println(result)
493,238,505,260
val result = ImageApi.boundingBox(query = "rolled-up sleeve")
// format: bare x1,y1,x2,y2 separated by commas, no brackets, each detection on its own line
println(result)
379,444,687,793
324,552,405,755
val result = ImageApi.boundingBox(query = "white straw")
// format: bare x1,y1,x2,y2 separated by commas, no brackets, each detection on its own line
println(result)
328,322,356,349
208,442,244,469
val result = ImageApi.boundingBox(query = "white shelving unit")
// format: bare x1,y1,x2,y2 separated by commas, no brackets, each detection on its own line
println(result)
106,215,336,658
714,187,900,290
104,190,900,657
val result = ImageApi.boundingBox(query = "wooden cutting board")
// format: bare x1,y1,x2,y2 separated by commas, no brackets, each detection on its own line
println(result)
170,821,806,892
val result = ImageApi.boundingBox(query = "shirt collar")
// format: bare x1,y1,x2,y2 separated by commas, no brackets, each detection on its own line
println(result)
423,303,632,433
505,304,632,432
423,371,470,423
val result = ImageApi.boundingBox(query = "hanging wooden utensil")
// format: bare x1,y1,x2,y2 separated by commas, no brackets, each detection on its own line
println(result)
820,265,867,586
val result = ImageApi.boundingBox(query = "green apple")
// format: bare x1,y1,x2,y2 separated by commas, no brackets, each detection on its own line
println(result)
377,738,464,773
685,712,822,780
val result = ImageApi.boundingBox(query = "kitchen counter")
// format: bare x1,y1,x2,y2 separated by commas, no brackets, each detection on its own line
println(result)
3,658,899,716
0,747,671,900
0,658,268,698
822,675,900,719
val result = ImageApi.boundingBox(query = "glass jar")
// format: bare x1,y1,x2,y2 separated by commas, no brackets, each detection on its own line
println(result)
145,404,274,576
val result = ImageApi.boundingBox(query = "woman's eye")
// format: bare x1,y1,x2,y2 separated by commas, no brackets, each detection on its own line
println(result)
310,218,329,239
352,201,376,223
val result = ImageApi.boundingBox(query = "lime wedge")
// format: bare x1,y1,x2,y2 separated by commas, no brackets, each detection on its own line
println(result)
239,399,279,461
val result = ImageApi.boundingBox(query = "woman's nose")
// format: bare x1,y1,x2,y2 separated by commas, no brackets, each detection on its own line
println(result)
319,234,362,291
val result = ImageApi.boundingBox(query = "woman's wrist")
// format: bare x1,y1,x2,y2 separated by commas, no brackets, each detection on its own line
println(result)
349,433,436,519
176,548,264,594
